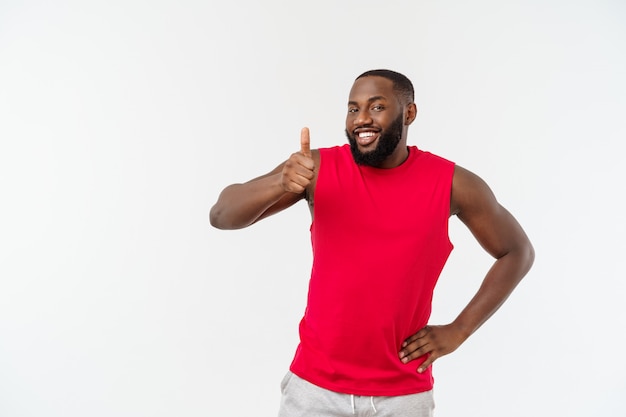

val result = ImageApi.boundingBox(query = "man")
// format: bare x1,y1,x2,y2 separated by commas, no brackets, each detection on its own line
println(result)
210,69,534,416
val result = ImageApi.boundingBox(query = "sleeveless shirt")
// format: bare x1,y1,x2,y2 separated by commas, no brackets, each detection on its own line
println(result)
289,144,455,396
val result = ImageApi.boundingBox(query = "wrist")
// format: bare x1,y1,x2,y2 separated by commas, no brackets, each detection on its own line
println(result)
449,320,473,344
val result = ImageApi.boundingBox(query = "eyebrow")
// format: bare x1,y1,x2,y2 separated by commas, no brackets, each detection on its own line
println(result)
348,95,387,106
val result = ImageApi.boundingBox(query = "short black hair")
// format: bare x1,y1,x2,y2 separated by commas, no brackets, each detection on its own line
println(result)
355,69,414,104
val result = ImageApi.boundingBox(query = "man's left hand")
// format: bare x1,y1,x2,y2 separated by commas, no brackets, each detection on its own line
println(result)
398,324,466,373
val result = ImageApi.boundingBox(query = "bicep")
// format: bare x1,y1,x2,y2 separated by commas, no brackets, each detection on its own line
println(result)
451,166,529,259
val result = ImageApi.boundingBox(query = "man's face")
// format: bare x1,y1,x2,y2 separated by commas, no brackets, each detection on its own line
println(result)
345,113,404,167
344,76,407,168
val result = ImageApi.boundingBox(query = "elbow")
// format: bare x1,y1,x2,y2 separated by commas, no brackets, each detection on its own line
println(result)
209,204,228,229
209,203,247,230
518,239,535,278
210,185,247,230
525,240,536,272
496,237,535,281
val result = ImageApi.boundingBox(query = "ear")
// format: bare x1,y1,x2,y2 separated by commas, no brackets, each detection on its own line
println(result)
404,102,417,125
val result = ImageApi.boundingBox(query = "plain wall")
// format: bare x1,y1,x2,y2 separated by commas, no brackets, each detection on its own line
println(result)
1,1,625,416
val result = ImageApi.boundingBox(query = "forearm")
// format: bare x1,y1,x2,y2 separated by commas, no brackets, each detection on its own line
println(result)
451,246,534,341
400,168,535,371
210,172,292,230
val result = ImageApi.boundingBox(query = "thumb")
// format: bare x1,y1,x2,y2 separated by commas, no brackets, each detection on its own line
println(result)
300,127,311,157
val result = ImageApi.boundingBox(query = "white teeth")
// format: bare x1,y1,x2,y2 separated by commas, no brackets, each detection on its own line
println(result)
356,131,378,146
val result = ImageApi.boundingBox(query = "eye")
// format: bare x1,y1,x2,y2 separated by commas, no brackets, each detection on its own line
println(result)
372,105,385,111
348,107,358,114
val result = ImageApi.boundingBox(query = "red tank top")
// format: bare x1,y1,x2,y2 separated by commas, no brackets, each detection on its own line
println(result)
289,144,455,396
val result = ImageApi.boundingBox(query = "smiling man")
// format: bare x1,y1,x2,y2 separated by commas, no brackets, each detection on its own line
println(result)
210,69,534,416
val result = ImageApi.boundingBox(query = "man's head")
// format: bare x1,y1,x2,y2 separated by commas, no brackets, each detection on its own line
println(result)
345,70,417,168
356,69,415,105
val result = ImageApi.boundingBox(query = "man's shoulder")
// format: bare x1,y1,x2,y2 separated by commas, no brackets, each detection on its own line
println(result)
410,147,456,175
316,144,351,161
317,144,350,153
411,146,455,166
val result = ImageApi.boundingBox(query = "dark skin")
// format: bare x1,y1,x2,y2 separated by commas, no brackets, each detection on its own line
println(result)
210,76,534,373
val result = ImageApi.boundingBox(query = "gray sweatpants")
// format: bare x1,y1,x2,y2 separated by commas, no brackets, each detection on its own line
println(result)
278,371,435,417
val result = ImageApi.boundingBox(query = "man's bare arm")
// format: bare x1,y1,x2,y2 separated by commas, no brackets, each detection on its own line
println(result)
399,165,535,372
210,128,316,230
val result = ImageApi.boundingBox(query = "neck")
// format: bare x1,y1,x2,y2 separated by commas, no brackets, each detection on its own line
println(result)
379,142,409,169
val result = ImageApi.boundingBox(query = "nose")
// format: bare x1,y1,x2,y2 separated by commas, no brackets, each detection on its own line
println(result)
354,109,373,126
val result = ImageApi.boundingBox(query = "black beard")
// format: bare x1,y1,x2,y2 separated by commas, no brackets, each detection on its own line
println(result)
345,114,404,167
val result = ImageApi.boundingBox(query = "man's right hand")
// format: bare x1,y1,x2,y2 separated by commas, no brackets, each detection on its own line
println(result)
281,127,315,194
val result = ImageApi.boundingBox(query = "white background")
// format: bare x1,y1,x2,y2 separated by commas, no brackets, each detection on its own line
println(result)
1,1,625,416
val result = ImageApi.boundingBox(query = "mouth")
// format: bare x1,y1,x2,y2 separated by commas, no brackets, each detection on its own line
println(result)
354,129,380,147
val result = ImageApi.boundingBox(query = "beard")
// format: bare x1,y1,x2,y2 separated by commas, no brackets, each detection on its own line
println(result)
345,113,404,167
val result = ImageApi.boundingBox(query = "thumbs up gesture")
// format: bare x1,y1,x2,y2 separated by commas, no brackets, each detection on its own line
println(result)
282,127,315,194
300,126,312,157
